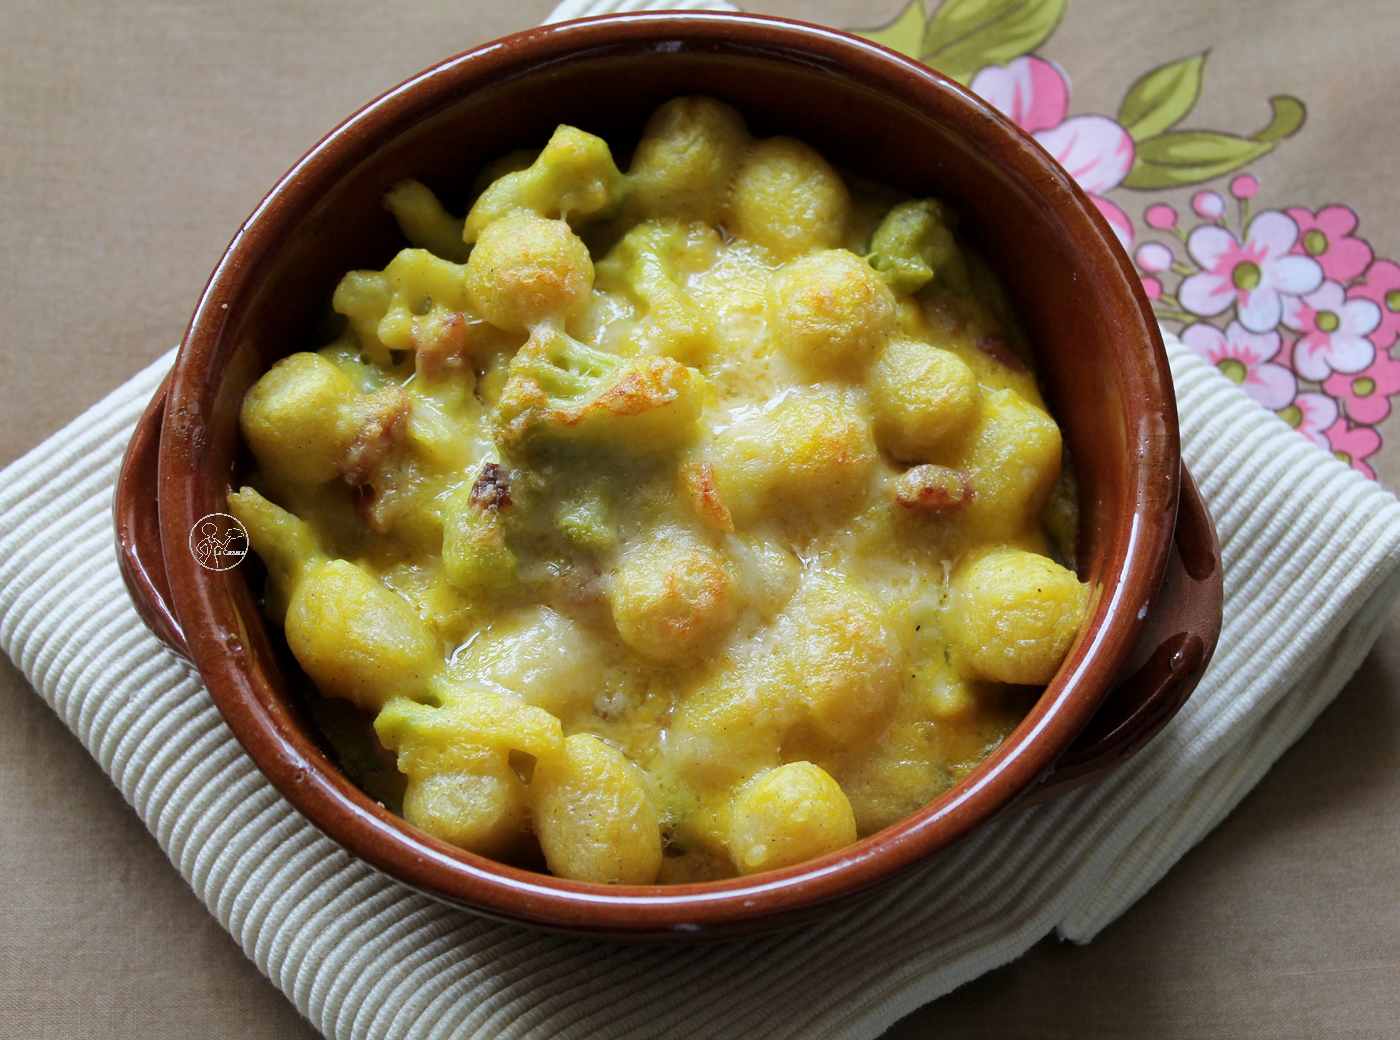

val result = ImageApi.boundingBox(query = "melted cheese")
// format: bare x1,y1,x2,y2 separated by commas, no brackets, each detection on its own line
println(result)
229,97,1087,885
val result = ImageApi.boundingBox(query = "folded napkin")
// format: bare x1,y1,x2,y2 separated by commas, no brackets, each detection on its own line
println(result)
3,324,1398,1039
543,0,738,20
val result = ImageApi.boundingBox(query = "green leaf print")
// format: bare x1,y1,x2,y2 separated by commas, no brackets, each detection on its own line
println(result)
853,0,928,60
919,0,1069,86
1122,132,1273,189
1122,94,1306,189
1118,52,1208,141
1251,95,1307,142
847,1,1310,192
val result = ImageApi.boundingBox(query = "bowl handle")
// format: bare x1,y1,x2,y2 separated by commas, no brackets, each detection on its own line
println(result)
1009,464,1223,811
115,374,189,658
116,382,1224,795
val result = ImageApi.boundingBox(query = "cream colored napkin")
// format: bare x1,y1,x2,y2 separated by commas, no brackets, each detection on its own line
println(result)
543,0,738,20
3,329,1398,1039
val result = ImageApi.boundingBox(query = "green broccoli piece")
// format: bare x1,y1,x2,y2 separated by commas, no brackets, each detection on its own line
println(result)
555,485,616,553
226,486,328,624
493,327,705,455
866,198,971,296
442,460,518,597
594,220,714,361
382,180,470,264
463,125,628,243
518,330,621,404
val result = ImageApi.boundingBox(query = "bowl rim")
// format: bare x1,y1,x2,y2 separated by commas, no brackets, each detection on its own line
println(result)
156,10,1179,938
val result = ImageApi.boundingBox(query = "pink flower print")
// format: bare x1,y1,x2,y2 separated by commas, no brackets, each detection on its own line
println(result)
1322,351,1400,425
1193,191,1226,220
1178,210,1323,333
1286,205,1373,283
1282,280,1380,380
1089,195,1135,250
971,56,1135,249
1145,204,1178,231
1182,321,1297,410
970,53,1068,133
1321,417,1381,480
1135,242,1173,274
1230,175,1260,200
1278,391,1339,451
1022,122,1134,246
1348,259,1400,349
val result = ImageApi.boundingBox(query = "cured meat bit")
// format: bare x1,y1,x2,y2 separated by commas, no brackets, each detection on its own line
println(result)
975,332,1028,373
894,464,973,512
469,462,512,512
351,481,385,533
414,311,474,381
342,386,410,486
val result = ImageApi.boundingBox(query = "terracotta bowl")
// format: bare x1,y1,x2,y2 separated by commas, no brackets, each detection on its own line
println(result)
116,12,1223,941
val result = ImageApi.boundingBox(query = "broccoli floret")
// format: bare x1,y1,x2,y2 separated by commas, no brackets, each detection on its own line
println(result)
442,460,518,597
463,125,628,243
333,247,475,364
375,682,564,764
493,327,705,454
866,198,971,296
226,485,327,622
594,220,714,361
382,180,470,263
227,486,440,711
555,484,615,553
518,329,620,403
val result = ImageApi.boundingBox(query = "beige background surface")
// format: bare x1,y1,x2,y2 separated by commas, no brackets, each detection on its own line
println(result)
2,1,1399,1037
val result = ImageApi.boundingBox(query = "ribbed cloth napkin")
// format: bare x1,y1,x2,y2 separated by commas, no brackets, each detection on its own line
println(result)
4,327,1399,1039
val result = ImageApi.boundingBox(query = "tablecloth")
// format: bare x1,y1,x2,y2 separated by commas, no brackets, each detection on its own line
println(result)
3,1,1400,1036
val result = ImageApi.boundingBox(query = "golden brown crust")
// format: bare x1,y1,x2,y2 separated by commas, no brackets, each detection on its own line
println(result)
678,460,734,532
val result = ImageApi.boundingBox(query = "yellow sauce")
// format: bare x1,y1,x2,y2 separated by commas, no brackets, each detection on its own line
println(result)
229,97,1087,884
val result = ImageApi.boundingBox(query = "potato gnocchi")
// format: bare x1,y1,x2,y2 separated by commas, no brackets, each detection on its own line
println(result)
229,97,1088,885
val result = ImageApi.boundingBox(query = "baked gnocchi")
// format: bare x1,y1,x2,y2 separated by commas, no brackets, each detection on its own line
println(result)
229,97,1088,884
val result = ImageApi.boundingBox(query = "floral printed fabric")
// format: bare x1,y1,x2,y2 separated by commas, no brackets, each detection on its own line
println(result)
1177,210,1322,335
970,57,1136,247
1142,191,1394,476
856,0,1400,481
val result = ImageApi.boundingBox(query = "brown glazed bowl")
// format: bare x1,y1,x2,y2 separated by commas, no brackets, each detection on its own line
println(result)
118,12,1223,941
